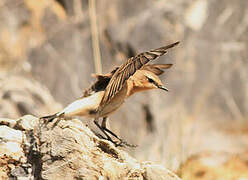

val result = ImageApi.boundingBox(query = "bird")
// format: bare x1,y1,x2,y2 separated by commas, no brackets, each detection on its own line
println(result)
41,41,180,147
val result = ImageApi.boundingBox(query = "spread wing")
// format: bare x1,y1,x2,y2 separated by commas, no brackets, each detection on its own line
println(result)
99,41,180,107
82,67,119,97
141,64,173,75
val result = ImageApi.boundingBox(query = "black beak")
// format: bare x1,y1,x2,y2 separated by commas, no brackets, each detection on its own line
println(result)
158,85,168,92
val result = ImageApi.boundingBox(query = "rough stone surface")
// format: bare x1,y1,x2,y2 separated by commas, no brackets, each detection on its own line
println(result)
0,115,181,180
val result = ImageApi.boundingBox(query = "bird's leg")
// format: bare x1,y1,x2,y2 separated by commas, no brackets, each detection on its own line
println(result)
94,118,116,145
101,117,137,148
101,117,120,140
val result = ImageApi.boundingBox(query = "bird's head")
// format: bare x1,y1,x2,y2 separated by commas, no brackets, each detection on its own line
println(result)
141,63,173,91
128,64,173,95
142,71,168,91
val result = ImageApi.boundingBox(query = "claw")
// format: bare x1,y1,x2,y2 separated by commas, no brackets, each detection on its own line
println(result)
97,134,136,148
110,138,137,148
118,139,137,148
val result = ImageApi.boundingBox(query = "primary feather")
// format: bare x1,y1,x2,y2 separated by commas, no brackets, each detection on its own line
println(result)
99,41,179,108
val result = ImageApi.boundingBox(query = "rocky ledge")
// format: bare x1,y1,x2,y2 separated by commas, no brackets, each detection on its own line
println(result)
0,115,180,180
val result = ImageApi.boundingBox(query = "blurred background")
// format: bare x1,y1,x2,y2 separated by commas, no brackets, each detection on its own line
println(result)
0,0,247,179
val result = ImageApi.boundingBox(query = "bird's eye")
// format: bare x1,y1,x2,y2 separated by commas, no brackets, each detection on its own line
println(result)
147,77,155,83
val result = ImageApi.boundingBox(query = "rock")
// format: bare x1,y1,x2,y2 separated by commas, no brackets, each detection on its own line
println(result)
15,115,39,131
0,115,181,180
0,126,24,161
0,118,17,128
0,123,31,180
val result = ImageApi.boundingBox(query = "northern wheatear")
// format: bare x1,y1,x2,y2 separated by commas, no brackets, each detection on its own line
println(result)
42,41,179,147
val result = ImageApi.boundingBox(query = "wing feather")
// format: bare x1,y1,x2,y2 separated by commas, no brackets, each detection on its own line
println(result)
141,64,173,75
99,41,180,107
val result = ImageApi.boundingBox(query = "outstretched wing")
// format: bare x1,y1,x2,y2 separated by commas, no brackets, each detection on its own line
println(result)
99,41,180,107
82,67,118,97
141,64,173,75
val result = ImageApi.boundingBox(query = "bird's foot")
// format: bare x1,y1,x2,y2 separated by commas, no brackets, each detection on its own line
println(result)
115,138,137,148
105,137,137,148
98,135,137,148
100,127,137,147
